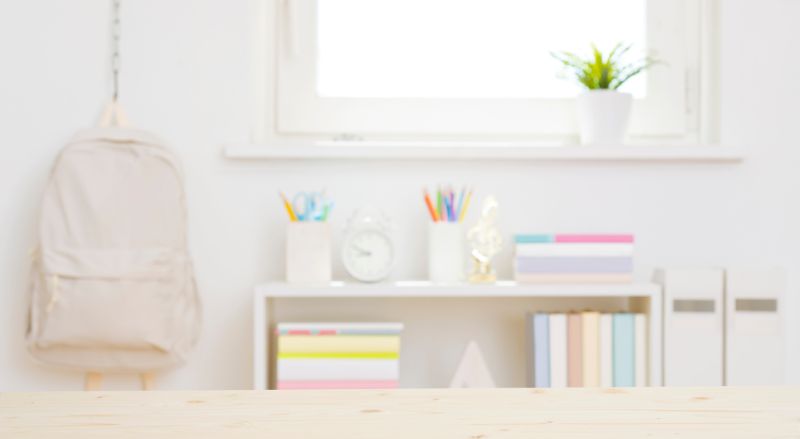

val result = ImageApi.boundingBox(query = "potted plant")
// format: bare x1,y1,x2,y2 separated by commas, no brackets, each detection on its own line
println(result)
552,43,655,145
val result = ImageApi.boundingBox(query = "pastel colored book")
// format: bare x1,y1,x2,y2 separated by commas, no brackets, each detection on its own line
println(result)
515,243,634,257
278,335,400,353
599,313,614,387
567,313,582,387
581,312,600,387
514,234,634,244
533,313,550,388
525,314,535,387
612,313,635,387
555,234,634,244
635,314,648,387
514,257,633,274
277,322,404,336
548,313,568,388
277,380,398,390
278,352,398,359
514,273,633,284
277,358,399,381
514,234,556,244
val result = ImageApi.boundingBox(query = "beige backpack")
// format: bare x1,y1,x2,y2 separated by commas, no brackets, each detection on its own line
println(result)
27,127,201,375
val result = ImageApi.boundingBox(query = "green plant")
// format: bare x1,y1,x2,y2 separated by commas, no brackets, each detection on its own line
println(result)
551,43,656,91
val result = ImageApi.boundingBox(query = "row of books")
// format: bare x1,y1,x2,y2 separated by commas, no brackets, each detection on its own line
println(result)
276,322,402,390
514,234,634,284
525,312,647,387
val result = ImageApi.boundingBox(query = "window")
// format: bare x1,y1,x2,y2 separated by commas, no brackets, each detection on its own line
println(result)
276,0,704,140
317,0,648,99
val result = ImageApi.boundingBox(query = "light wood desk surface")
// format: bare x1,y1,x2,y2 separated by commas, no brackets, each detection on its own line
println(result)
2,387,799,438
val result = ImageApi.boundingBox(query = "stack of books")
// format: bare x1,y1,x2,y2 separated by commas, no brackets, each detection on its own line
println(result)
513,234,634,283
276,322,402,390
526,312,647,388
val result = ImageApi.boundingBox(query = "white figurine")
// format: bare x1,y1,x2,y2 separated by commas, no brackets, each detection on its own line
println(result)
466,196,503,283
449,341,496,388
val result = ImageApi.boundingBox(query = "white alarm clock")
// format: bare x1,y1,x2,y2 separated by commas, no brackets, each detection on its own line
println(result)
342,208,394,283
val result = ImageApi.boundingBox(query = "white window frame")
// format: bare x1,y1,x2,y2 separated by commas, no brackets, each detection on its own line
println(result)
268,0,709,142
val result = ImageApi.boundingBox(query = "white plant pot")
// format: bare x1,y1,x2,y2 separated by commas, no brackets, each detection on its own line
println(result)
576,90,633,145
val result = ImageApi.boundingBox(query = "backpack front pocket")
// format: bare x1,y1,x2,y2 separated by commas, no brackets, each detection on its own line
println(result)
34,247,184,352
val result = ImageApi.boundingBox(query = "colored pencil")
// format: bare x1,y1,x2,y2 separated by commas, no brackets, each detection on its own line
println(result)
436,187,443,221
444,192,453,221
280,192,298,222
455,187,466,221
423,190,439,222
448,189,455,221
458,189,473,222
320,201,334,221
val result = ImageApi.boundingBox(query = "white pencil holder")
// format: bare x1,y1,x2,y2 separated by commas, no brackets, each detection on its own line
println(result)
428,222,466,283
286,222,331,284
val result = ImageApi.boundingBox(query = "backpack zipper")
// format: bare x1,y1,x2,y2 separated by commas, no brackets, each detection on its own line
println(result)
29,247,60,314
46,274,60,313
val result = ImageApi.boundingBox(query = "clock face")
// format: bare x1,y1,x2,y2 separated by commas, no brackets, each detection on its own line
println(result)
343,229,394,282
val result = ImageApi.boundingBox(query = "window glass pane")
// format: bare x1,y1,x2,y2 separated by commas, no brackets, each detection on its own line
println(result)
317,0,647,98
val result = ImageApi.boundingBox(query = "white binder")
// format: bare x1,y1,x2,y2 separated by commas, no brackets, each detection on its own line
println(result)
725,267,785,386
655,268,724,386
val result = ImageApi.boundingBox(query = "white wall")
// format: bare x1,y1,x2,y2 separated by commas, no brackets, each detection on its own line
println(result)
0,0,798,390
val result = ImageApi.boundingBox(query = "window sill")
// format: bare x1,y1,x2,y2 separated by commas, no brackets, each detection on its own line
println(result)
223,142,744,163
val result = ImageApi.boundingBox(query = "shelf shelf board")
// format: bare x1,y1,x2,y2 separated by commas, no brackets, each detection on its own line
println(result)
225,142,743,162
255,281,661,299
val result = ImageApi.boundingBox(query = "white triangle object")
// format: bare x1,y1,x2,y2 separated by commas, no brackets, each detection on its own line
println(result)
449,341,496,388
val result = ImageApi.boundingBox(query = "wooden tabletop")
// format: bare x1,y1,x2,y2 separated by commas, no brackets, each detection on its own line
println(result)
2,387,799,438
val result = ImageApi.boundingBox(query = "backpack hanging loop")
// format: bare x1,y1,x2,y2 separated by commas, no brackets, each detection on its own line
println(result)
100,0,129,127
111,0,121,103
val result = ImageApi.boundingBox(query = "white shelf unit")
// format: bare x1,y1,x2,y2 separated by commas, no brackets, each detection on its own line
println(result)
253,281,663,390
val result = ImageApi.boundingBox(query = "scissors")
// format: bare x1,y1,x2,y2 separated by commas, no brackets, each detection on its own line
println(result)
292,191,326,221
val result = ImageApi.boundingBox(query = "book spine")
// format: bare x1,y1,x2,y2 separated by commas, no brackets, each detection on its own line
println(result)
514,243,634,257
278,352,398,359
567,313,583,387
555,234,634,243
525,313,535,387
613,313,636,387
549,313,568,388
533,313,550,388
515,257,633,274
514,234,555,244
277,359,399,381
278,335,400,353
277,329,404,336
635,314,648,386
277,322,404,335
599,313,614,387
581,312,600,387
514,273,633,284
277,380,398,390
